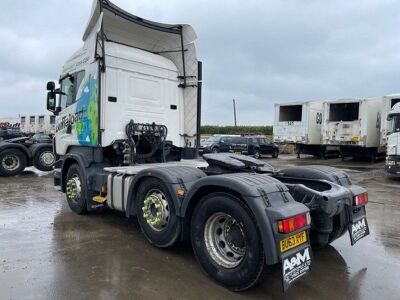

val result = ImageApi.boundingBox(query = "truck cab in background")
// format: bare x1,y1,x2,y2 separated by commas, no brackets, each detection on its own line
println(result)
386,103,400,175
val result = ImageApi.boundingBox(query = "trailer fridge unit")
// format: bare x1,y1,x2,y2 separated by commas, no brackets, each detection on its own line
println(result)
20,115,56,135
322,98,384,161
385,102,400,175
273,101,339,158
45,0,370,292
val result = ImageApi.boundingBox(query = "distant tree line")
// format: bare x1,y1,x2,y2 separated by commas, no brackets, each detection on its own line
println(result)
200,125,273,136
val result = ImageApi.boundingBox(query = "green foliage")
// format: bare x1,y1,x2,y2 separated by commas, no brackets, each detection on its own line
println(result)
201,125,273,136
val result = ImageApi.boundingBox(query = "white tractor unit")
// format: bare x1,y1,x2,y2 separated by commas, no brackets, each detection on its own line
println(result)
273,101,339,158
385,102,400,175
322,97,385,161
46,0,370,292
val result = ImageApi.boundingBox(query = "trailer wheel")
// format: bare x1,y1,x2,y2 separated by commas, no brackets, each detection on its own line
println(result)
0,148,27,177
136,178,180,247
65,164,88,214
191,193,265,291
33,147,55,171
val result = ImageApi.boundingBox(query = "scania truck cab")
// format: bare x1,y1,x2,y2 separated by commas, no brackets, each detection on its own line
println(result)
46,0,370,292
386,103,400,174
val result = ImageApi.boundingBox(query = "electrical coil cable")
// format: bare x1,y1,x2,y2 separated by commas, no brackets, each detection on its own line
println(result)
125,119,168,164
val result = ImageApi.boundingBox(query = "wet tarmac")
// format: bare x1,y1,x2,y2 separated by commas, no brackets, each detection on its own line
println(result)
0,158,399,300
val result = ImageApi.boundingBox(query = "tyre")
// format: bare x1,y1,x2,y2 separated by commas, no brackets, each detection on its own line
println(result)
136,177,180,247
191,193,265,291
212,147,220,153
65,164,88,214
253,149,260,159
33,147,56,171
0,148,27,177
272,149,279,158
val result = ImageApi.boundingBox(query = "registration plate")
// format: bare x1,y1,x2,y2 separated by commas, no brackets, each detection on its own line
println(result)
235,151,242,154
280,231,307,253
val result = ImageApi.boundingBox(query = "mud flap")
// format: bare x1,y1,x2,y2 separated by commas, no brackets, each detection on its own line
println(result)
281,245,312,291
349,216,370,245
347,205,369,246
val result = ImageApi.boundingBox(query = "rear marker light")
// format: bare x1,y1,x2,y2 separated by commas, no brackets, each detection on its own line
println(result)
354,193,368,206
278,213,310,234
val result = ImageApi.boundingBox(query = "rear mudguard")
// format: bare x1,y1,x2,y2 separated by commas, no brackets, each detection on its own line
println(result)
275,165,367,245
125,166,207,218
181,172,311,265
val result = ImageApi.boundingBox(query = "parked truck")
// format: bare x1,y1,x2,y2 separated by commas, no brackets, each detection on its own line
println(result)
273,101,339,158
46,0,370,292
0,134,56,176
380,94,400,147
322,98,385,161
385,102,400,175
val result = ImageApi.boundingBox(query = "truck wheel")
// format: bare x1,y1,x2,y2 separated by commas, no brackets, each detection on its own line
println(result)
272,149,279,158
136,178,180,247
191,193,265,291
65,164,88,214
0,148,27,177
33,147,55,171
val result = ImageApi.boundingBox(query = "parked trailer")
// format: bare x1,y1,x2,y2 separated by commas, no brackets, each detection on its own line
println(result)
20,115,55,135
322,98,384,161
46,0,370,292
273,101,339,158
385,102,400,175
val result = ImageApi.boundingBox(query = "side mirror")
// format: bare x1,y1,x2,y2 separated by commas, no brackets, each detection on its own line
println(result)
47,81,55,91
47,92,56,113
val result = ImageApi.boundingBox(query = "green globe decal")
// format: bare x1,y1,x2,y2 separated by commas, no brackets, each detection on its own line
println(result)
75,73,99,146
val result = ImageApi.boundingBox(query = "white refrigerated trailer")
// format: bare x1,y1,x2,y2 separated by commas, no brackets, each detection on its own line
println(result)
20,115,55,135
273,101,339,158
322,98,384,161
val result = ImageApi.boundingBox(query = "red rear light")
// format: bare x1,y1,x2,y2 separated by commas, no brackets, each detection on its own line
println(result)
354,193,368,206
277,213,310,234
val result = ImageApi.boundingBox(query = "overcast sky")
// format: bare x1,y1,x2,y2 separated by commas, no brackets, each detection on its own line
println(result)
1,0,400,125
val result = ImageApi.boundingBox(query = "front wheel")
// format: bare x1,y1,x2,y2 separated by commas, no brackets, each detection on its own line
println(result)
65,164,88,214
33,147,56,171
0,148,27,176
272,149,279,158
191,193,265,291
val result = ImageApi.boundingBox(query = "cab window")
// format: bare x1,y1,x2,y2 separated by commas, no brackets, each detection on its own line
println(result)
60,71,85,109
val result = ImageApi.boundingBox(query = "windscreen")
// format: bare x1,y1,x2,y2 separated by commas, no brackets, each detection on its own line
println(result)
279,105,302,122
329,103,359,122
387,114,400,135
391,98,400,108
